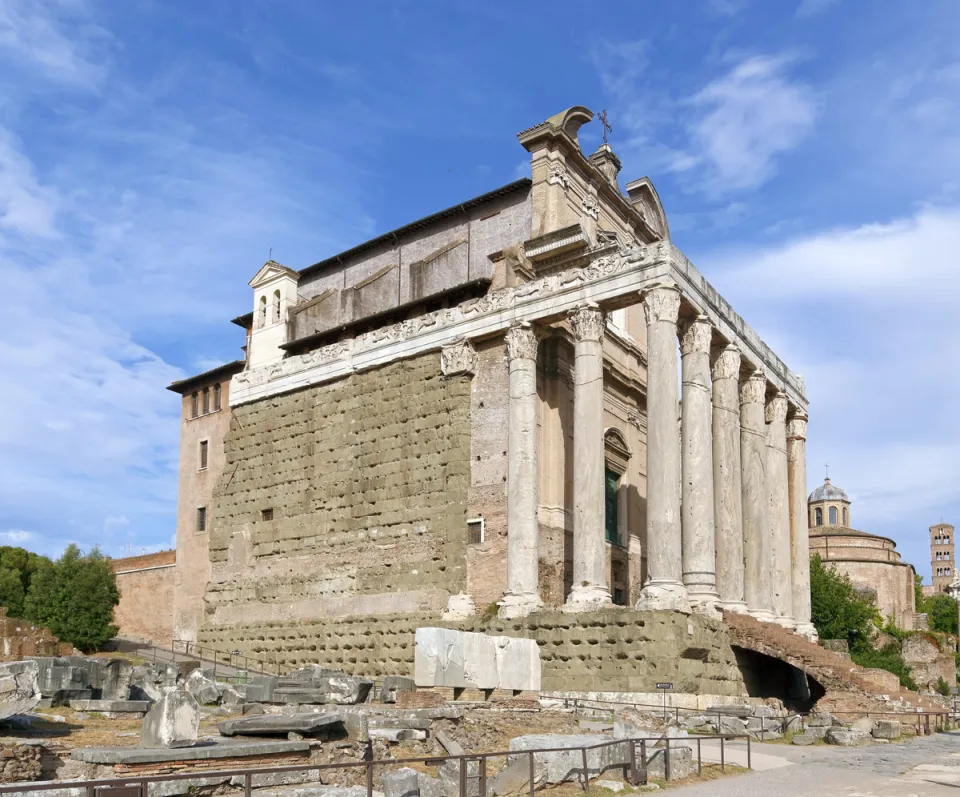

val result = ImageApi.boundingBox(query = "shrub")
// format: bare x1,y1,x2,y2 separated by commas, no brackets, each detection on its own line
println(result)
851,643,917,691
937,676,951,697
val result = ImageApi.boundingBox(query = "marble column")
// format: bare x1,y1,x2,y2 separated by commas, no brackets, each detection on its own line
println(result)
712,345,748,614
680,316,721,615
564,303,612,611
788,410,817,640
741,373,775,620
636,285,690,612
499,322,544,619
766,393,795,629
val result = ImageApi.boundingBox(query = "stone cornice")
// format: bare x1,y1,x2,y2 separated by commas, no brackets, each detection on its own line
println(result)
231,239,809,412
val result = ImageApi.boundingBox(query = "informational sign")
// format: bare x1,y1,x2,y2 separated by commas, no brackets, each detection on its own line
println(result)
656,682,674,690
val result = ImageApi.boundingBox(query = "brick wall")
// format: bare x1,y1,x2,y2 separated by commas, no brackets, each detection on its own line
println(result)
201,352,472,630
0,608,70,661
112,550,175,646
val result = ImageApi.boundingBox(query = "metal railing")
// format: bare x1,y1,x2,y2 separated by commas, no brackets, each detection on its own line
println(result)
170,640,284,679
559,696,949,740
0,733,751,796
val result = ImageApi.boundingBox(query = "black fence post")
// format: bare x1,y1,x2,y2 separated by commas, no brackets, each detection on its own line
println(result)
459,756,467,797
664,739,671,782
581,746,589,791
696,738,701,776
628,740,638,786
528,751,535,797
720,736,725,774
479,756,487,797
747,734,752,770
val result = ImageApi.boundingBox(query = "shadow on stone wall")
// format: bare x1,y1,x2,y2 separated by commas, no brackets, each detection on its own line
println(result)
732,645,824,712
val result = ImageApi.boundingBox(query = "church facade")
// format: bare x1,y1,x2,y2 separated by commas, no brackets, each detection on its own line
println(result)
168,107,815,673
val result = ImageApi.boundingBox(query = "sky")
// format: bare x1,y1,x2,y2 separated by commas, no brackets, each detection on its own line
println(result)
0,0,958,582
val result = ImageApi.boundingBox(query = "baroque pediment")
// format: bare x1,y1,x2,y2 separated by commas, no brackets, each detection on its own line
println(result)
248,260,299,289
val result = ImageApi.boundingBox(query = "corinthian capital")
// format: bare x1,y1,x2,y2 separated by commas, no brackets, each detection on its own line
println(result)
568,303,605,342
787,409,808,440
680,315,712,356
642,284,681,327
711,345,741,381
505,322,540,361
765,393,788,424
441,339,477,377
739,373,767,406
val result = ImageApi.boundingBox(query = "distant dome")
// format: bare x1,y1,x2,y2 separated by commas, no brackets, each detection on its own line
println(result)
808,477,849,504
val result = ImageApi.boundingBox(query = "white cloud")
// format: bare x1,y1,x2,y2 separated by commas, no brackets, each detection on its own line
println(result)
591,45,817,196
699,204,960,574
0,0,108,90
0,129,58,238
0,530,34,544
686,55,818,192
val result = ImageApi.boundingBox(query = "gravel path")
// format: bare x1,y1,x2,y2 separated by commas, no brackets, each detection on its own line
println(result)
674,731,960,797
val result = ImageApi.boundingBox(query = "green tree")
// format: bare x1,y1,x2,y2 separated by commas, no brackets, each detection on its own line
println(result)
916,590,959,635
0,567,25,618
23,545,119,652
809,554,879,649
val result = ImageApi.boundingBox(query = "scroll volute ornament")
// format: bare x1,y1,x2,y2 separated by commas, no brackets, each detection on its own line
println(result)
642,285,681,327
680,316,712,356
711,345,741,381
440,339,477,377
739,373,767,406
787,413,808,441
765,393,789,424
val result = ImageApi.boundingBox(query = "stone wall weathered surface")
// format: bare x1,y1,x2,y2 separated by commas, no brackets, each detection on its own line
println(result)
202,353,472,630
112,551,175,646
199,609,746,695
0,609,70,661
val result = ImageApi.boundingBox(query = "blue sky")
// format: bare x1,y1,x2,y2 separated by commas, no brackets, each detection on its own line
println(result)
1,0,958,582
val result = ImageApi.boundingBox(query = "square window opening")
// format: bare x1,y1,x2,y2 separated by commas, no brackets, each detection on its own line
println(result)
261,508,274,521
467,517,484,545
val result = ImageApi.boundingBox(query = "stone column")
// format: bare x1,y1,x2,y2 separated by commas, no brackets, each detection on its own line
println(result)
766,393,795,629
680,316,721,615
712,345,748,614
636,285,690,612
741,373,775,620
499,323,544,619
788,411,817,640
564,303,612,611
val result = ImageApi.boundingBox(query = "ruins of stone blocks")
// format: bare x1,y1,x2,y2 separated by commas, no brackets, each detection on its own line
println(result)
414,628,540,692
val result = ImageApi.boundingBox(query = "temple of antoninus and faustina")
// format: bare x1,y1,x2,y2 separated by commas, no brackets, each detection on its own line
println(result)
170,106,816,678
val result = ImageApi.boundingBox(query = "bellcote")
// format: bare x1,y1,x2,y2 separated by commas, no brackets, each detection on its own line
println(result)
247,260,299,369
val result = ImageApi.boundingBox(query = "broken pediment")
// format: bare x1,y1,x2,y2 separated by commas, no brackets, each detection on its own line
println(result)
624,177,670,241
248,260,300,289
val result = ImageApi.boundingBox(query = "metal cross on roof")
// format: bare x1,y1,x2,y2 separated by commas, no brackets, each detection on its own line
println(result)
598,109,612,144
825,462,830,479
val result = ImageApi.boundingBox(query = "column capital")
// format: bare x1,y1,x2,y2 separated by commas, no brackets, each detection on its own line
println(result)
642,284,682,326
787,414,808,440
505,322,540,361
739,373,767,406
680,315,712,356
765,393,789,424
568,303,605,343
440,339,477,377
711,344,741,381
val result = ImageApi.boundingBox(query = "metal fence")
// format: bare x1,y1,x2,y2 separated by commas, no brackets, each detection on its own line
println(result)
558,696,949,738
0,734,752,796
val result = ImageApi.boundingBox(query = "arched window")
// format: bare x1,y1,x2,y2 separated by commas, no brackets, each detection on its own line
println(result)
259,295,267,327
273,290,281,323
842,507,848,526
814,508,822,526
213,383,221,411
202,387,210,414
829,506,838,525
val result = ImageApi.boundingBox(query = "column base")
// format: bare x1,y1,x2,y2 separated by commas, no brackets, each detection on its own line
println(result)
562,583,612,613
635,580,691,613
441,592,476,621
748,608,778,623
774,615,796,630
718,600,750,615
497,592,543,620
794,622,818,642
688,589,722,619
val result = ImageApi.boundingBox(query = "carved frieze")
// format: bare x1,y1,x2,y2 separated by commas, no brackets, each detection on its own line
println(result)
440,339,477,377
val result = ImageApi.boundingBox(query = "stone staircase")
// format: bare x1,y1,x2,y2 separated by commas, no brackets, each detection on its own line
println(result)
723,611,945,715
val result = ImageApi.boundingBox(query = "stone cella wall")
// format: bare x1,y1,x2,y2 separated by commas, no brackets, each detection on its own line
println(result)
202,353,472,630
198,608,747,695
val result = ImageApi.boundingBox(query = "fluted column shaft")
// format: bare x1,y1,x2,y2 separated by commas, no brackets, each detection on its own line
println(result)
499,323,544,619
680,316,720,615
565,303,612,610
788,412,816,639
766,393,795,628
712,346,748,613
741,374,775,620
636,285,690,612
